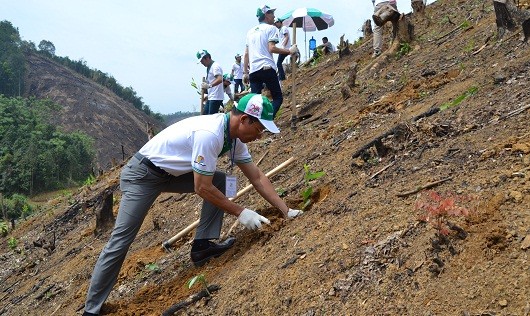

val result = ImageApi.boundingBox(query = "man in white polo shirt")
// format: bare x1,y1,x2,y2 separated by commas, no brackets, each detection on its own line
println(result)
197,49,224,114
244,4,299,118
82,93,303,316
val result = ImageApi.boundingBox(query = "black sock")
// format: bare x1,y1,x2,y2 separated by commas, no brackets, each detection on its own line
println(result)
191,239,211,251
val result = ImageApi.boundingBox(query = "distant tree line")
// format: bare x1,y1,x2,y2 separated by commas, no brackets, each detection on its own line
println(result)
161,111,199,126
0,20,163,122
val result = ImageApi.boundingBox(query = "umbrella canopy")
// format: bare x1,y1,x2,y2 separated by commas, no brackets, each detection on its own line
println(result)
280,7,334,32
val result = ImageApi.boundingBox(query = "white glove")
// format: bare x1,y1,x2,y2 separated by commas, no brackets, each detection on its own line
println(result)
287,208,303,218
201,82,211,90
289,44,299,54
238,208,270,230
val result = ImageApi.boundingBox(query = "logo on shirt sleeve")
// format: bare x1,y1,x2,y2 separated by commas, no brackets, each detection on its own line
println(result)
194,155,206,166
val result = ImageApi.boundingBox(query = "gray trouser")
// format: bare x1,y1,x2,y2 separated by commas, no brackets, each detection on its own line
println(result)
84,155,226,314
373,2,399,52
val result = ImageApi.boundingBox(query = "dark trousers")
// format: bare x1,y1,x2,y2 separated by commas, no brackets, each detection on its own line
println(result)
249,67,283,118
203,100,223,115
276,54,288,81
233,79,244,94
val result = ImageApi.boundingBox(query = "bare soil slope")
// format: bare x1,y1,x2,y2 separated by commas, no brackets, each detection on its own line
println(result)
2,0,530,315
23,51,165,170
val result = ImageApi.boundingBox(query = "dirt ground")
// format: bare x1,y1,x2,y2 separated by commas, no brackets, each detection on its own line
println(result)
2,0,530,315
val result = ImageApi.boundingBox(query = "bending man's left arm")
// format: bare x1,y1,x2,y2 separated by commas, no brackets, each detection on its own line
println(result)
237,162,302,219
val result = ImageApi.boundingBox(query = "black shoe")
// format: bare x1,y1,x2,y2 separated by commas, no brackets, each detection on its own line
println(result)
82,311,99,316
190,237,236,267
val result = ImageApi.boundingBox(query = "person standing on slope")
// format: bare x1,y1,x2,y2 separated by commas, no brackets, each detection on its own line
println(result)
243,4,299,118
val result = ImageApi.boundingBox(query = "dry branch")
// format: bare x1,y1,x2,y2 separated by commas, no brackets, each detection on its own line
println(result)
162,285,220,316
369,161,396,180
396,177,453,197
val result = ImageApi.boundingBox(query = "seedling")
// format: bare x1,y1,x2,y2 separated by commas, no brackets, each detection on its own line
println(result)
187,274,210,296
300,164,325,210
0,221,8,236
415,190,472,236
439,86,478,111
395,42,412,59
145,262,161,273
8,237,17,250
190,78,201,95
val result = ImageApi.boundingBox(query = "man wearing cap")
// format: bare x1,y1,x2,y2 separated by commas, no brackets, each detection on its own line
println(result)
274,17,291,82
231,54,244,95
197,49,224,115
82,93,303,316
244,5,299,118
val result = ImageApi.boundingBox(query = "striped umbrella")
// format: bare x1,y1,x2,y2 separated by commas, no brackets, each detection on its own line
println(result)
279,7,334,32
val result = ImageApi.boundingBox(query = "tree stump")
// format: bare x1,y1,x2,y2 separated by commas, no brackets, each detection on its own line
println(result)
337,34,351,58
392,13,415,45
362,19,373,37
94,187,116,236
412,0,426,15
494,0,530,41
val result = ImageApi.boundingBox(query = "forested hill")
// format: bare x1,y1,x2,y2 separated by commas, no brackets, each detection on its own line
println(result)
22,50,165,171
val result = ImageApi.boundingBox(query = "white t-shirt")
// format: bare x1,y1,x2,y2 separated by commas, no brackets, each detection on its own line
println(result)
246,23,279,74
207,61,224,101
278,26,291,49
232,62,243,80
374,0,396,5
139,113,252,176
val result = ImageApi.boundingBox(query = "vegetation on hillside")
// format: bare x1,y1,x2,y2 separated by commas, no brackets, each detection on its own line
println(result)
0,95,95,198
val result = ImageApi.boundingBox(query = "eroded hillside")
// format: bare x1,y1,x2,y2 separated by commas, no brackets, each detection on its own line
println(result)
1,0,530,315
23,51,165,171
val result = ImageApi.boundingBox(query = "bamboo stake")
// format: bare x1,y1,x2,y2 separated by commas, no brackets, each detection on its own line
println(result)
162,157,296,249
290,22,298,129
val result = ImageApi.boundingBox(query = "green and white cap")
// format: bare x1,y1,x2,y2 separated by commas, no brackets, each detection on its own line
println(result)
256,5,276,18
236,93,279,134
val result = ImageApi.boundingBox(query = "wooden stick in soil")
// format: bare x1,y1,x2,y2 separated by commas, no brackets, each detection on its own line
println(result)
290,22,298,129
162,157,296,249
369,160,396,180
396,177,453,197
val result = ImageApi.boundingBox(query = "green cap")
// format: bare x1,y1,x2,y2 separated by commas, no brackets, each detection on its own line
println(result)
196,49,209,60
236,93,279,133
256,5,276,18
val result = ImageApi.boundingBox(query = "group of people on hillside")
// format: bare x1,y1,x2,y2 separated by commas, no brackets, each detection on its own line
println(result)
82,2,399,315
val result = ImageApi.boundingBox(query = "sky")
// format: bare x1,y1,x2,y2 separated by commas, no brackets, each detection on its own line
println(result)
2,0,434,115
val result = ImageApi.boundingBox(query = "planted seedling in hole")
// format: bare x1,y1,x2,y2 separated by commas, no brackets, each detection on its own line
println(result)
415,190,473,236
301,164,325,210
187,274,211,296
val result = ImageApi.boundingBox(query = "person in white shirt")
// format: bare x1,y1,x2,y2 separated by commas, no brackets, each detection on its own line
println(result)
372,0,398,57
274,17,291,82
197,49,224,114
82,93,303,316
222,74,234,104
243,5,299,118
231,54,244,95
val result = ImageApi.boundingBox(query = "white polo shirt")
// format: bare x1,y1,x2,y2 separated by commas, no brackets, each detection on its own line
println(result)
232,62,243,80
207,61,224,101
246,23,279,74
139,113,252,176
278,25,291,49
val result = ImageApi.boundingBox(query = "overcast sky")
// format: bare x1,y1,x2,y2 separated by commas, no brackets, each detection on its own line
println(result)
3,0,434,114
